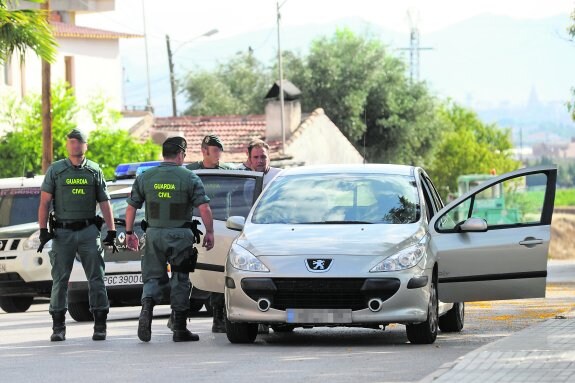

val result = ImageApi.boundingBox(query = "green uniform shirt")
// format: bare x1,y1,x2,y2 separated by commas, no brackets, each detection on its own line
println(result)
186,161,235,170
41,158,110,221
127,162,210,228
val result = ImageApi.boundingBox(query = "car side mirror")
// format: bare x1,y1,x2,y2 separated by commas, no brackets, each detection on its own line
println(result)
457,217,488,232
226,216,246,231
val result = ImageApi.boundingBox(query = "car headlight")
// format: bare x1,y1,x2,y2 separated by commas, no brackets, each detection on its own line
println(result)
370,243,426,272
228,244,269,272
23,230,52,251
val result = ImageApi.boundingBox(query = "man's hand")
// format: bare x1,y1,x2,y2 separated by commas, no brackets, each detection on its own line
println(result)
202,232,214,251
126,233,140,252
102,230,118,253
37,228,53,253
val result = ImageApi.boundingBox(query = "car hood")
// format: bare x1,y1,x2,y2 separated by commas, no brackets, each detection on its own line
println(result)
0,222,39,238
237,223,426,257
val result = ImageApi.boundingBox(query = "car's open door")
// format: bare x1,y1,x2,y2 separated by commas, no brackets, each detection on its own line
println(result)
190,170,263,293
429,165,557,303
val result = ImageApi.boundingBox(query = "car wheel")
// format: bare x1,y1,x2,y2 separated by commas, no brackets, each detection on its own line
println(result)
0,296,33,313
189,298,205,313
68,301,93,322
225,316,258,344
406,280,438,344
271,324,295,333
439,302,465,332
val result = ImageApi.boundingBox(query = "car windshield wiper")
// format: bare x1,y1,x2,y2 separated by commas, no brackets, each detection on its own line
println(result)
304,221,373,224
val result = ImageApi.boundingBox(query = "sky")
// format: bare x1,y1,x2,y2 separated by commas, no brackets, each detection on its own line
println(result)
83,0,575,44
78,0,575,115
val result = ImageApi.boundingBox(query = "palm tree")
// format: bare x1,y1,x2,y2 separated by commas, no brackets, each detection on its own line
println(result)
0,0,57,64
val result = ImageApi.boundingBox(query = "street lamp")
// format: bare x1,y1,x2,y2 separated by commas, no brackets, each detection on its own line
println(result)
276,0,287,154
166,28,218,117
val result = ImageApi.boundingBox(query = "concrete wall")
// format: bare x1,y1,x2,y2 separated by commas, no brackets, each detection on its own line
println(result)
286,108,364,165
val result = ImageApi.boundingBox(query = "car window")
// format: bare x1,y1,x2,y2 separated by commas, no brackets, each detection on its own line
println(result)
0,187,40,227
198,175,257,221
251,174,420,224
106,195,145,221
437,173,548,231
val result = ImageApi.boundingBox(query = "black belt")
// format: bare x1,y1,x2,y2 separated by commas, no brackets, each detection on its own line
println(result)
54,218,96,231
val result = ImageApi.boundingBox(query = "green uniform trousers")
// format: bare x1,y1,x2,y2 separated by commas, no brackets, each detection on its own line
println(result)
142,227,195,311
49,224,109,314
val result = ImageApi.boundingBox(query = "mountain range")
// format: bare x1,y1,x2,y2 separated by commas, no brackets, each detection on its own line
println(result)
120,12,575,146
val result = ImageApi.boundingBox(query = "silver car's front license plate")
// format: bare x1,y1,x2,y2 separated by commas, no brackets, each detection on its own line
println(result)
286,308,352,324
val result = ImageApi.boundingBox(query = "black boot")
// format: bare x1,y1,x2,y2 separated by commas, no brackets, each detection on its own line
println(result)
172,310,199,342
92,311,107,341
138,298,154,342
50,311,66,342
211,305,226,333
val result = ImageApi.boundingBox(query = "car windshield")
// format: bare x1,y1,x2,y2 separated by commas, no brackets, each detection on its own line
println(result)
251,173,420,224
0,187,40,227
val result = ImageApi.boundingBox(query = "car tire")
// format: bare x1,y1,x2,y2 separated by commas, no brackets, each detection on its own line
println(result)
271,324,295,333
68,301,93,322
225,317,258,344
406,280,438,344
439,302,465,332
0,296,33,313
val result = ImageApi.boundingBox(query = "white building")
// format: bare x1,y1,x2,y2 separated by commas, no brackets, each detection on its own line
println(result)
0,0,140,135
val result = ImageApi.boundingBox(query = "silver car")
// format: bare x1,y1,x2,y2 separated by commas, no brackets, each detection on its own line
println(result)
213,164,556,344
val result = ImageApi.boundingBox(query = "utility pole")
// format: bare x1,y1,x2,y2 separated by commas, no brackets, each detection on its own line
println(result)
41,0,52,173
142,0,153,112
166,35,177,117
398,10,432,83
165,29,218,117
277,0,286,155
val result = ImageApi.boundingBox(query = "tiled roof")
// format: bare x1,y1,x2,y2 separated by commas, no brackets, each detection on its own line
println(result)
152,115,283,162
51,21,141,40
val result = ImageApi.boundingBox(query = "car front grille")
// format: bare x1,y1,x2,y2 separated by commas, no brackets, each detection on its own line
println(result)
0,272,24,282
271,278,368,310
0,239,21,251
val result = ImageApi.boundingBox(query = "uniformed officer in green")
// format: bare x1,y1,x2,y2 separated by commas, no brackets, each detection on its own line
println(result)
38,129,117,342
186,134,234,170
125,136,215,342
186,134,231,333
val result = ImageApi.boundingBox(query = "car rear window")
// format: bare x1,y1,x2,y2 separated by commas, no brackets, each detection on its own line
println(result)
0,188,41,227
251,174,420,224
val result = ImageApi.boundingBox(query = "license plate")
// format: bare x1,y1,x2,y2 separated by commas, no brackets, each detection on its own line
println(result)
0,263,6,273
103,274,143,286
286,308,352,324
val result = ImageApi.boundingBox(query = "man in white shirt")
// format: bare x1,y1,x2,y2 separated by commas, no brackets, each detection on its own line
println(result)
243,139,281,188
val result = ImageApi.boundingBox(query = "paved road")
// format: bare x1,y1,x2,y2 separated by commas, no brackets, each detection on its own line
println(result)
1,260,573,383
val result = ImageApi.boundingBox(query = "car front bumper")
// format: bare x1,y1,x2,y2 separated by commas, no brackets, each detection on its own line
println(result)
225,256,433,326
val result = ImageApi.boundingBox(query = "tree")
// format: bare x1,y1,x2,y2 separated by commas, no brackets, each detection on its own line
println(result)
0,83,160,179
0,0,57,64
182,51,271,116
283,28,441,164
426,102,520,198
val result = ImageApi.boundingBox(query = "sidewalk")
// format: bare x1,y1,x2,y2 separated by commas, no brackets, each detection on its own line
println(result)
420,310,575,382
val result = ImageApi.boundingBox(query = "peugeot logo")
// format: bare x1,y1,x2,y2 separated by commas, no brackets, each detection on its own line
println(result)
305,258,333,273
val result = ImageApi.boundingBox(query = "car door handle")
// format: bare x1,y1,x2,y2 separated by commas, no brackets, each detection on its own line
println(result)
519,237,543,248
